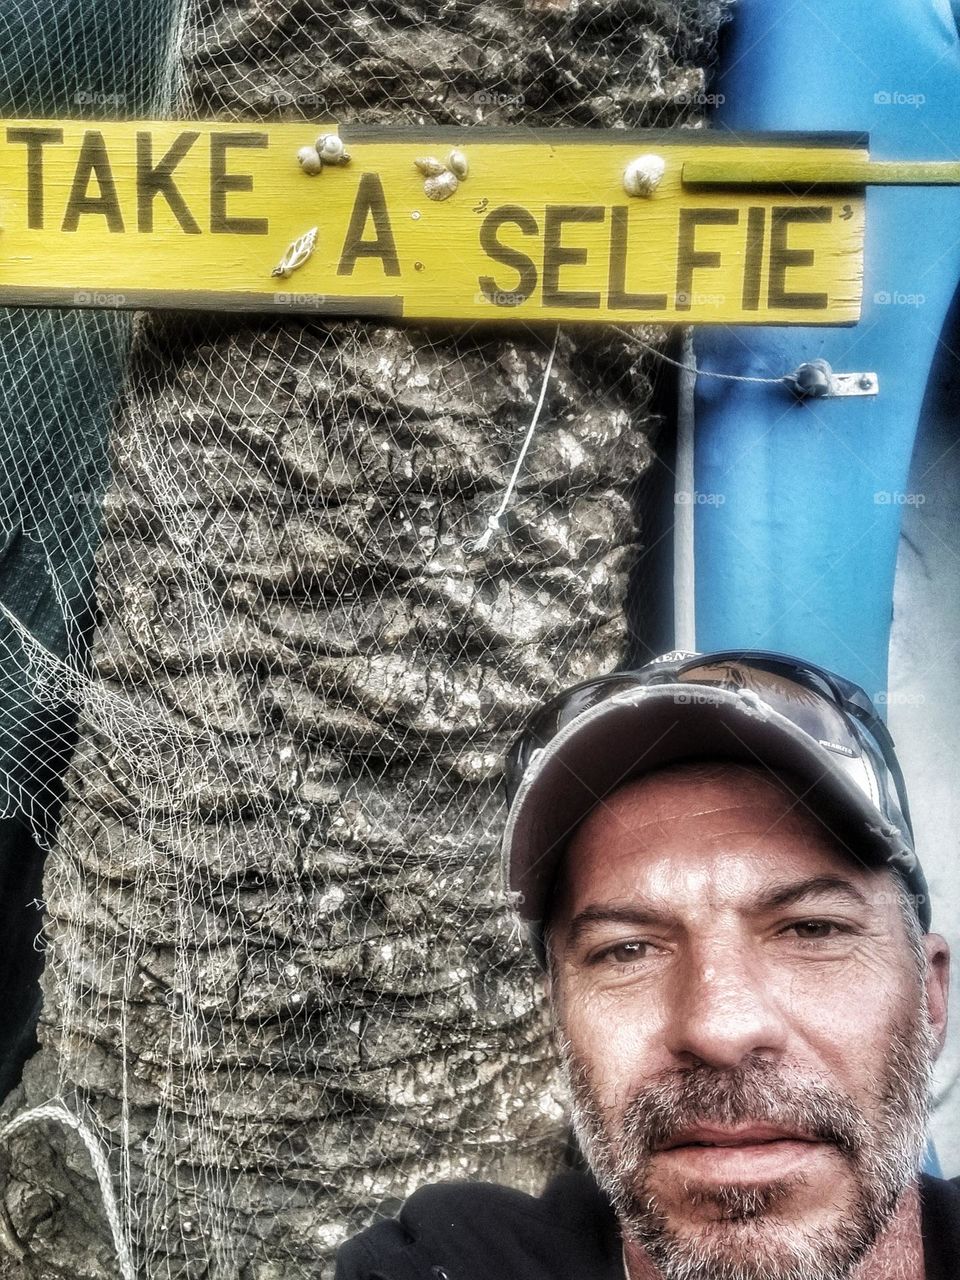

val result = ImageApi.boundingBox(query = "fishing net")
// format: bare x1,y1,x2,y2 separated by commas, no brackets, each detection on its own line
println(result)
0,1,733,1276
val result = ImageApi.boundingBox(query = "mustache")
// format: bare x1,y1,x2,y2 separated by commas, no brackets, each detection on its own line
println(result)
614,1056,864,1163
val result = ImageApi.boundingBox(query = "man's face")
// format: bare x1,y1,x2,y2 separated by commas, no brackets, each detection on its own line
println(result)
547,762,950,1280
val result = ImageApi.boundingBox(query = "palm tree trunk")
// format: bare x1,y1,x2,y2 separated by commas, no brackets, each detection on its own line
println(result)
0,2,731,1276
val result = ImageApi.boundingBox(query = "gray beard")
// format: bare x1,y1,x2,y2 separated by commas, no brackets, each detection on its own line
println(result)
560,1007,935,1280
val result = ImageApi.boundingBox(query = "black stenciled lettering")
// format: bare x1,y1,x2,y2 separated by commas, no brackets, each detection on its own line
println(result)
543,205,603,309
7,127,62,229
137,131,201,233
741,206,766,310
62,130,124,233
478,205,538,303
676,207,739,310
210,132,268,234
768,205,831,310
337,173,400,276
608,206,666,311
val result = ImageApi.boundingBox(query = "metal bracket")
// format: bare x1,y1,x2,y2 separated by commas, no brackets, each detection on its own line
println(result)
786,360,878,398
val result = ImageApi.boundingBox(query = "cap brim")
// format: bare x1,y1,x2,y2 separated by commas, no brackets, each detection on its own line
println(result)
502,683,924,929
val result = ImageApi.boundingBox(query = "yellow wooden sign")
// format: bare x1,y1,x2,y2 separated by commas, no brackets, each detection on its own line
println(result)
0,120,867,324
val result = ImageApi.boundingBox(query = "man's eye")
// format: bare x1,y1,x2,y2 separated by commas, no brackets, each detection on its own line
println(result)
783,919,846,940
597,940,650,964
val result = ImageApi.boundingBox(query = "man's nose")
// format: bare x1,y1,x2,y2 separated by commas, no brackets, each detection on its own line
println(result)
663,939,789,1068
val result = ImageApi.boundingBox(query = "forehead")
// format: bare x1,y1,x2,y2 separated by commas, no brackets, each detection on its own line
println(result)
557,761,885,913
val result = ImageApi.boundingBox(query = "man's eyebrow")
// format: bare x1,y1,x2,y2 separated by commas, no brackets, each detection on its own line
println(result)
750,874,872,914
564,905,672,950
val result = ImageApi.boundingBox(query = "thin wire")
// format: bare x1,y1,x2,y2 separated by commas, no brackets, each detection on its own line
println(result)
613,325,788,385
464,326,560,552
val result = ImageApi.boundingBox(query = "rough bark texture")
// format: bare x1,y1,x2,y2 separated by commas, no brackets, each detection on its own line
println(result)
0,2,730,1276
190,0,725,126
1,318,657,1279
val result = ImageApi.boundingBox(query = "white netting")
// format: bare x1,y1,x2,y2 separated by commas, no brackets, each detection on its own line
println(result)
0,2,733,1277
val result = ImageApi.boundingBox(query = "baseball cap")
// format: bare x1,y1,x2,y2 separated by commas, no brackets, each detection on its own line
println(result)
502,649,930,963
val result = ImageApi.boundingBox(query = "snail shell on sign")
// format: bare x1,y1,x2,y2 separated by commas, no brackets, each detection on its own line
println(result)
415,156,447,177
623,153,666,197
297,145,323,175
271,225,319,278
424,171,459,201
317,133,346,162
447,148,468,179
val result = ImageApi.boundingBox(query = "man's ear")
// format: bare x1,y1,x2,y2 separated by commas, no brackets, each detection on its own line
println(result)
922,933,950,1056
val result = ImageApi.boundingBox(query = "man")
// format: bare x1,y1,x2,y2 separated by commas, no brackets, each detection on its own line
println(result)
335,650,959,1280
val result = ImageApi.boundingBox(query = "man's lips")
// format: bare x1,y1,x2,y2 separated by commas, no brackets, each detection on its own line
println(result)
650,1122,833,1181
655,1123,819,1151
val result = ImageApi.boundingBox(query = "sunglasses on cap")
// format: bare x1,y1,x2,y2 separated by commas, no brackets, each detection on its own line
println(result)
501,649,930,954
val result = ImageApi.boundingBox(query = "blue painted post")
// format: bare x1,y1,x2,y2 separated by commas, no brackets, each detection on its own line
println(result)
693,0,960,707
